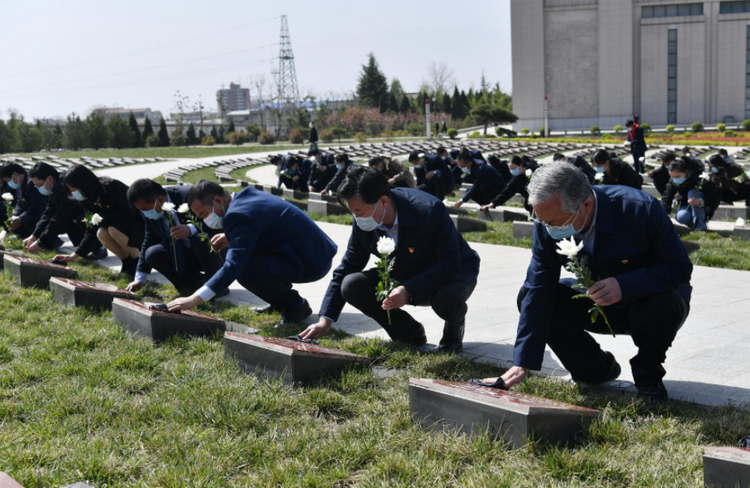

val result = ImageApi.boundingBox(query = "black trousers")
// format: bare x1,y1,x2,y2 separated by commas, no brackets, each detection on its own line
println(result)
38,214,104,253
721,185,750,204
236,256,307,317
632,149,646,174
468,184,503,206
341,268,474,346
417,173,450,201
518,282,689,387
144,235,223,295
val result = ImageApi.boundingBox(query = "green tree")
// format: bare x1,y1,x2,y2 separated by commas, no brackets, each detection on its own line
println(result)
470,103,519,135
443,92,452,117
379,93,389,114
86,113,110,149
388,92,399,113
356,53,388,108
64,114,87,150
108,116,133,149
460,91,469,116
186,123,198,145
52,124,64,149
227,118,236,133
128,112,143,148
0,120,12,154
142,116,155,140
157,118,170,147
217,125,225,144
450,87,462,120
210,126,218,139
399,96,411,114
390,78,405,104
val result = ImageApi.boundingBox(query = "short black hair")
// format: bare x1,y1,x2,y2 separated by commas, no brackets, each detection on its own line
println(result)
186,179,229,206
552,153,566,161
625,120,634,127
308,148,320,157
718,148,728,156
436,146,447,156
0,162,24,179
29,162,58,182
510,156,522,166
64,165,101,199
682,146,691,153
458,148,473,163
334,153,349,164
270,155,282,165
287,155,302,167
336,165,392,207
669,158,690,174
127,178,167,204
368,156,384,167
408,150,422,162
661,151,676,163
592,149,610,165
708,154,728,168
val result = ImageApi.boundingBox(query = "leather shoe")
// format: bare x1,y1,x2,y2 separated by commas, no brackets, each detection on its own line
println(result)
273,300,312,329
636,381,668,402
438,320,465,354
254,304,279,314
573,352,622,387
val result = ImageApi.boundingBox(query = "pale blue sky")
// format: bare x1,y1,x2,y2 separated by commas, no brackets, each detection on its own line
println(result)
0,0,511,120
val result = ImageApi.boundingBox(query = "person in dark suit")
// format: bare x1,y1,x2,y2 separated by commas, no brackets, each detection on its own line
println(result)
661,158,720,231
167,180,338,327
552,153,595,183
443,148,464,188
276,155,312,193
271,155,295,190
300,166,480,353
309,122,319,151
648,152,674,196
368,156,415,188
481,156,537,213
487,154,513,182
411,150,454,201
0,179,9,226
321,154,354,195
454,148,506,208
53,165,145,278
0,162,49,238
126,179,225,296
307,148,337,193
591,149,643,190
625,119,648,174
478,162,691,401
23,162,106,258
707,154,750,204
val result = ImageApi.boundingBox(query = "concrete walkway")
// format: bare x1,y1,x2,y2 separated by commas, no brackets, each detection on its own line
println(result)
82,152,750,407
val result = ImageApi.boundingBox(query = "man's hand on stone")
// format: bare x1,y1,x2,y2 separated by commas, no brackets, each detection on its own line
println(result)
382,285,409,310
482,366,527,389
587,277,622,307
126,281,144,293
299,318,332,340
167,294,203,311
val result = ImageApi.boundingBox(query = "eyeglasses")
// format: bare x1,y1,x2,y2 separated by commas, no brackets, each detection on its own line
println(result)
530,207,580,231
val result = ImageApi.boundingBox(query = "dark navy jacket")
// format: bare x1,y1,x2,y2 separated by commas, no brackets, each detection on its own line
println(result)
12,171,49,232
414,154,455,190
515,185,692,370
203,187,338,293
32,171,84,243
324,158,354,194
320,188,480,321
627,124,648,156
461,160,506,203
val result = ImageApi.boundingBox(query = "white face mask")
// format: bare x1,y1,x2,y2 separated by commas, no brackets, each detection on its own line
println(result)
354,201,385,232
203,201,224,229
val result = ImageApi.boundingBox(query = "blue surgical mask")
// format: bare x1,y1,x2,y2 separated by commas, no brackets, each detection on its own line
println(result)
142,199,163,220
595,166,606,173
711,167,719,174
671,177,686,185
354,201,384,232
335,164,344,170
36,179,53,196
71,190,86,201
543,210,584,241
460,165,470,174
204,201,224,229
510,168,521,177
7,175,20,190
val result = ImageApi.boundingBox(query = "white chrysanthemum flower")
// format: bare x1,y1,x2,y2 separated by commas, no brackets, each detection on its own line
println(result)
161,202,175,213
639,157,645,162
594,173,604,182
737,218,747,227
525,169,533,178
699,173,710,181
555,236,584,257
376,236,396,255
90,213,103,226
177,203,190,214
0,230,6,243
1,193,13,202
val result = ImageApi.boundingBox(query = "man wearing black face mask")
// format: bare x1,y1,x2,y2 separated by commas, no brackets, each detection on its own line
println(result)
300,166,480,353
166,180,337,328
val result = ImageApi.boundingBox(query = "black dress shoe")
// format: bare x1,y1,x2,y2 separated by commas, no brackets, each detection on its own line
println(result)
119,257,137,280
573,352,622,387
273,300,312,329
438,321,465,354
636,381,668,402
89,247,109,260
437,342,463,353
253,304,279,314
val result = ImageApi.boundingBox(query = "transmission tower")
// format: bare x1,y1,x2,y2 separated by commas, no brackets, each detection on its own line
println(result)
274,15,300,106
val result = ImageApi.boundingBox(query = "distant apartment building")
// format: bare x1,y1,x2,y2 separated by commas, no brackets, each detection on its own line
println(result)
92,107,159,124
216,83,251,118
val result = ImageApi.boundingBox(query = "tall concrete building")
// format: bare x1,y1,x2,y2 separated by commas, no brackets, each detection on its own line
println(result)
216,83,251,118
511,0,750,131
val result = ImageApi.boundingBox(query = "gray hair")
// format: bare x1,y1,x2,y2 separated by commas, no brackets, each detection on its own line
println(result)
528,161,592,214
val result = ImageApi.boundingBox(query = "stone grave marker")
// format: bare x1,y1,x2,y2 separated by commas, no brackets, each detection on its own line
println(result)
3,255,78,289
50,277,136,309
112,299,225,341
282,189,308,200
0,249,24,270
409,378,601,448
224,332,369,384
450,215,487,232
0,472,24,488
307,195,348,216
476,207,529,223
703,447,750,488
513,221,535,239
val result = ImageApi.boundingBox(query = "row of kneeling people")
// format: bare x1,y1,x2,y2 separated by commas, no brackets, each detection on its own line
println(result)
1,158,693,402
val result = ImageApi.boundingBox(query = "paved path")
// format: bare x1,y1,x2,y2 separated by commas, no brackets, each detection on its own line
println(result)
82,154,750,407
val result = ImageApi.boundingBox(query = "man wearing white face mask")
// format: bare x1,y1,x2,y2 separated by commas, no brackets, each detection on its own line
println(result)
300,166,480,353
167,179,337,328
0,162,49,239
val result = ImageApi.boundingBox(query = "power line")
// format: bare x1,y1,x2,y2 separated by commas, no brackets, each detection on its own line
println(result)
4,16,281,79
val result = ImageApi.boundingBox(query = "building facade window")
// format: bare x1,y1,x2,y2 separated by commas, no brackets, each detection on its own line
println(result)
720,1,750,14
668,29,678,124
643,3,703,18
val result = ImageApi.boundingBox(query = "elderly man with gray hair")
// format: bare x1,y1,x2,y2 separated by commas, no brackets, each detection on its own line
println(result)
477,162,692,402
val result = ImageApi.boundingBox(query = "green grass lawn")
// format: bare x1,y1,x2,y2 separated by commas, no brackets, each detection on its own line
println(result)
0,239,747,486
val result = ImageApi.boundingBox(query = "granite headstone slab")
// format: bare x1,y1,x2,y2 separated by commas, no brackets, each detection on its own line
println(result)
50,277,136,309
112,298,225,341
409,378,601,448
703,447,750,488
224,332,369,384
3,255,78,288
0,250,23,271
